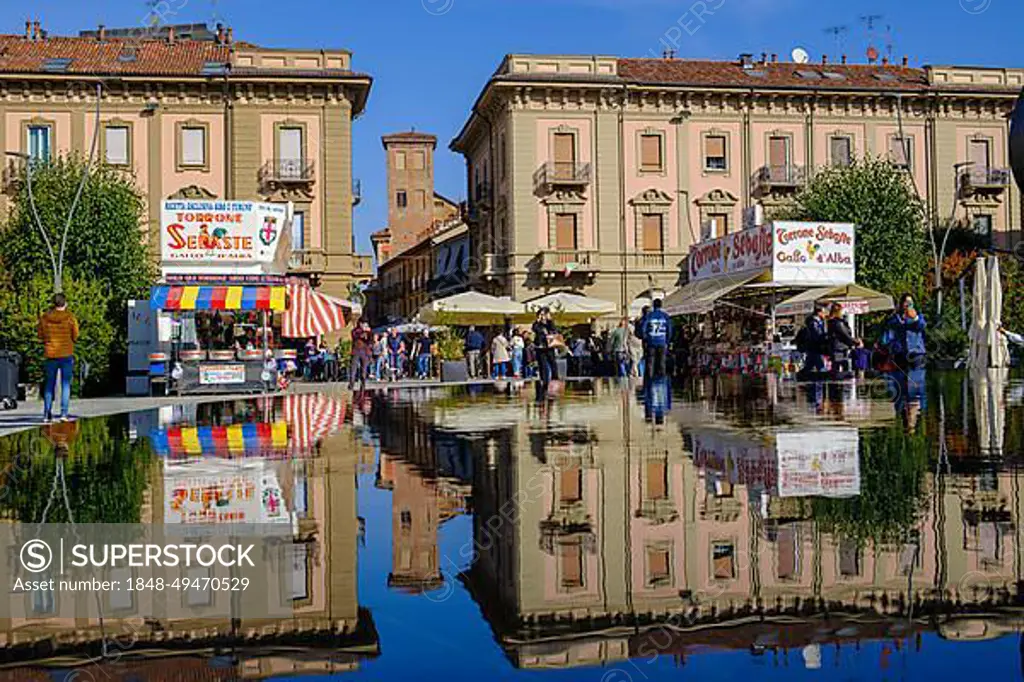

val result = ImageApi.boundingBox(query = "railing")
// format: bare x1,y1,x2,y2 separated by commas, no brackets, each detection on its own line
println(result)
533,161,592,192
259,158,315,185
352,178,362,205
539,249,600,275
629,252,667,269
752,164,806,192
288,249,327,272
960,166,1011,192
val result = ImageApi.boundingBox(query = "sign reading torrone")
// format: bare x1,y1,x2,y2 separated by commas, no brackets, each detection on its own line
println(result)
160,200,288,274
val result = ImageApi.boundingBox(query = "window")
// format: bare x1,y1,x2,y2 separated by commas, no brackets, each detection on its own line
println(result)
499,132,507,180
554,213,577,250
640,133,663,172
104,125,129,166
646,546,671,587
400,509,412,531
712,543,735,580
553,132,576,179
415,189,427,210
969,138,991,170
641,214,664,252
889,135,912,170
830,136,852,167
410,151,425,170
290,211,305,251
27,125,51,163
396,190,408,208
839,538,861,577
768,135,790,174
277,126,303,178
559,465,582,503
394,150,406,170
560,543,584,590
645,459,667,500
704,134,727,171
707,212,729,238
776,526,799,581
973,214,993,238
180,125,206,168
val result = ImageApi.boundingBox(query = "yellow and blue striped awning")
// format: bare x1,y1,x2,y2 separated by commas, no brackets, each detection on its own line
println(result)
150,285,286,311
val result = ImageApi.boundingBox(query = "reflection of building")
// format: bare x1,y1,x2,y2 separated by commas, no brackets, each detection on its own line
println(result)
2,401,379,678
0,21,372,299
455,382,1024,670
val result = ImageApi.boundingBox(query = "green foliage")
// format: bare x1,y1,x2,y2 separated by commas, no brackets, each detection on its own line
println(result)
1000,255,1024,339
812,424,930,545
776,157,930,298
434,327,465,361
0,274,114,395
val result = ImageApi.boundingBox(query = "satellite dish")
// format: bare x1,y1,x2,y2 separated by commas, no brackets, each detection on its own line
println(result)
791,47,810,64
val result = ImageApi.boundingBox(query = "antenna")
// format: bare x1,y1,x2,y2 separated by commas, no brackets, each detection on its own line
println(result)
791,47,810,65
860,14,884,64
884,23,895,63
823,25,848,63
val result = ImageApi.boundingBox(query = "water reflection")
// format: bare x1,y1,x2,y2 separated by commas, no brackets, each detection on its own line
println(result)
0,373,1021,679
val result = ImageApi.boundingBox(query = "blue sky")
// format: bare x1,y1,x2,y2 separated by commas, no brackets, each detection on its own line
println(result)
10,0,1020,255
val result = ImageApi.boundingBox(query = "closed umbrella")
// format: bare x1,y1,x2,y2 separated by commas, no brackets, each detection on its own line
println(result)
968,257,989,370
987,257,1011,368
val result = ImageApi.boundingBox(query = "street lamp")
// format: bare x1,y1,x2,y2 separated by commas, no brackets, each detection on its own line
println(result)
934,161,975,316
4,149,63,289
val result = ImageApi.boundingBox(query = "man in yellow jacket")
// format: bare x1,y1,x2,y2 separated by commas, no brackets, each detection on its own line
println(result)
37,293,79,423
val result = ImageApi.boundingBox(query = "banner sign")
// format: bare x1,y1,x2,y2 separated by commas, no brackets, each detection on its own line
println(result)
199,364,246,385
163,460,290,526
776,429,860,498
688,221,855,286
161,200,289,273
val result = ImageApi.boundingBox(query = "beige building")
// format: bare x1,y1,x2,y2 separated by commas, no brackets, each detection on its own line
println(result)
452,53,1023,314
0,20,372,299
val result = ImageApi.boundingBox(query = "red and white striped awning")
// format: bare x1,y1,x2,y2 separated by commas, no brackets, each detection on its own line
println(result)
282,393,348,453
282,278,359,338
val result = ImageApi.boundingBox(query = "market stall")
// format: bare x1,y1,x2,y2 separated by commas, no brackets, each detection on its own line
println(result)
665,221,891,376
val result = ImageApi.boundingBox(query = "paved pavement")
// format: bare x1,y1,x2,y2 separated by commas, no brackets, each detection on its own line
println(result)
0,377,505,438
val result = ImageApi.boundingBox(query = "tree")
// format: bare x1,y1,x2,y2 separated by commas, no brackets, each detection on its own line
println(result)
0,154,156,341
0,273,114,395
775,158,930,299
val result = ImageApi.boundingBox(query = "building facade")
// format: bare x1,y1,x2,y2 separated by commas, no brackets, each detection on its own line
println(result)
452,53,1023,314
0,21,372,299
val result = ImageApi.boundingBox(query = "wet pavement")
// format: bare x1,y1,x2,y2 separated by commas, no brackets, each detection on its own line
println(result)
0,371,1022,680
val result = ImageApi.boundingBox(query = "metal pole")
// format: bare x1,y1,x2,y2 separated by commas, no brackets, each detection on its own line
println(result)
958,277,967,331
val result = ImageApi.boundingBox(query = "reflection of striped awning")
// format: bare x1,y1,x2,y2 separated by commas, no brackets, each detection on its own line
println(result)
283,393,348,452
150,422,289,457
150,285,286,311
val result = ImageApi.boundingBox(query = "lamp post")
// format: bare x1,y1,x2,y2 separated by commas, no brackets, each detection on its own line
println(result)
4,149,62,289
935,161,974,316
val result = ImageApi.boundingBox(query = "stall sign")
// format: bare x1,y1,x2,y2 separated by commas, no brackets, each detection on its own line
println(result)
689,224,774,280
161,200,288,266
199,364,246,385
776,428,860,498
772,221,855,285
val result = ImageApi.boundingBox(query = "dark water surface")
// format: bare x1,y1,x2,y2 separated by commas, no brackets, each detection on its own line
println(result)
1,371,1023,680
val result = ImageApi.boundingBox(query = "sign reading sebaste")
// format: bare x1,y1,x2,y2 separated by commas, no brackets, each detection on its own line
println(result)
161,200,287,265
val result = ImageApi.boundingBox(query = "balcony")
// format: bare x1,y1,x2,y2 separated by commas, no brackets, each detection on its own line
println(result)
352,178,362,206
538,249,600,280
2,157,24,193
752,164,806,197
533,161,592,193
288,249,327,274
259,158,316,188
959,166,1010,196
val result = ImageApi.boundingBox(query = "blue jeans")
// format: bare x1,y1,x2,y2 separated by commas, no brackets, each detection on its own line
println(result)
417,353,431,378
43,356,73,418
511,348,523,377
493,361,508,379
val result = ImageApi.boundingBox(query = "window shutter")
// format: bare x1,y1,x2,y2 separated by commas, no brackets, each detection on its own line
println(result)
181,127,205,166
554,214,577,250
705,135,725,158
641,214,664,252
640,134,662,170
105,126,129,165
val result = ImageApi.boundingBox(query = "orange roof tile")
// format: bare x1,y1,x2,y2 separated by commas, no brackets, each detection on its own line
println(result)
0,34,230,76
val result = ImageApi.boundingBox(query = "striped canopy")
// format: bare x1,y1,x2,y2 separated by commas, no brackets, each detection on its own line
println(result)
150,422,290,458
281,279,357,338
150,285,286,311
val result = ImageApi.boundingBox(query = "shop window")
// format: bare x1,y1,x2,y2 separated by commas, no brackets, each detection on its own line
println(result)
641,214,664,252
712,543,735,579
830,136,852,167
640,133,664,172
704,134,727,171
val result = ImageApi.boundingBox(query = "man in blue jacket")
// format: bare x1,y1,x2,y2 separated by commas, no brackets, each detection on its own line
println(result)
642,298,673,380
464,325,485,379
884,293,927,370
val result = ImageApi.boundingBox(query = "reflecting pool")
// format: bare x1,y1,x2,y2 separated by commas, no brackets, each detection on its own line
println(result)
0,371,1022,680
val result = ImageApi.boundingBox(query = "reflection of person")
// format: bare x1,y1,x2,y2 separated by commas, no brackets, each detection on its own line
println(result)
38,293,79,423
642,298,672,380
884,293,927,370
643,375,671,425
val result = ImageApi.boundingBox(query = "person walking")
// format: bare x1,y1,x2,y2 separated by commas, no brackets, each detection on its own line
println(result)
38,293,79,423
642,299,672,380
531,307,560,392
464,325,485,379
609,318,629,377
634,304,650,380
347,319,373,391
510,329,525,377
415,330,433,379
827,303,857,376
883,293,927,371
796,302,830,377
491,330,511,379
387,328,405,380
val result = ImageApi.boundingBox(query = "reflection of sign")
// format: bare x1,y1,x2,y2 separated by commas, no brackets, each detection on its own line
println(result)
199,364,245,385
164,461,291,525
776,429,860,498
161,200,287,265
127,300,157,373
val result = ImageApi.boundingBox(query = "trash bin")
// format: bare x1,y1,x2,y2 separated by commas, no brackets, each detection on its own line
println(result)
0,350,20,409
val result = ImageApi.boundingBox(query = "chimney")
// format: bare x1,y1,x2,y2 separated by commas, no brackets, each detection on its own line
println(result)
33,20,40,41
216,23,225,45
771,53,778,63
841,54,847,65
761,51,768,64
661,48,676,59
24,20,30,39
97,24,105,41
167,26,175,44
822,55,828,64
226,27,234,45
902,55,909,67
882,56,889,66
739,53,754,69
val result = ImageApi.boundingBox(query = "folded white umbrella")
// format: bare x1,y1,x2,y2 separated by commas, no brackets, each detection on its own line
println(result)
969,257,989,370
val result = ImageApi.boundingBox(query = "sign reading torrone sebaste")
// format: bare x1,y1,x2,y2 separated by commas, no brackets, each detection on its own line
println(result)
160,200,291,276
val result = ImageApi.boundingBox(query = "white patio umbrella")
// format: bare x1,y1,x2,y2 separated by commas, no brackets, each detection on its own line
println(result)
521,291,617,324
987,257,1011,369
418,290,525,325
968,257,989,370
